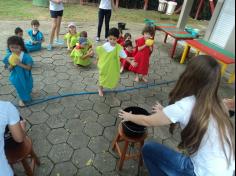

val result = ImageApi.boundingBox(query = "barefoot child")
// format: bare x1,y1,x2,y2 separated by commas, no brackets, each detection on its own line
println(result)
3,36,34,107
96,27,137,96
129,26,155,82
25,20,44,52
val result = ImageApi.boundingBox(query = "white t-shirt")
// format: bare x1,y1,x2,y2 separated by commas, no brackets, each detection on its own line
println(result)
0,101,20,176
49,1,64,11
103,42,127,58
99,0,112,10
163,96,235,176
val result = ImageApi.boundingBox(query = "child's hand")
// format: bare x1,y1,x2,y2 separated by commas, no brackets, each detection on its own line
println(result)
131,60,137,67
14,59,21,66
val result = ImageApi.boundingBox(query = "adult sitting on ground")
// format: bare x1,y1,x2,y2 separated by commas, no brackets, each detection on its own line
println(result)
0,101,26,176
119,55,235,176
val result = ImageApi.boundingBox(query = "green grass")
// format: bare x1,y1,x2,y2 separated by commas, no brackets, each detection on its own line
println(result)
0,0,208,27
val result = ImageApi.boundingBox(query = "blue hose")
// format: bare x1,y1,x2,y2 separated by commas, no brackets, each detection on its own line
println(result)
22,80,176,107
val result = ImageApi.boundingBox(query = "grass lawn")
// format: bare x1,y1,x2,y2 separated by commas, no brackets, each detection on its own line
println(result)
0,0,208,28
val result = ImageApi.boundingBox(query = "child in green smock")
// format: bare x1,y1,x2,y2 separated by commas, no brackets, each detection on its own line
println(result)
64,22,80,51
70,37,94,66
96,27,137,96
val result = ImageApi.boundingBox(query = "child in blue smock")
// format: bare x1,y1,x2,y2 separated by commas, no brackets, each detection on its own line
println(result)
25,20,44,52
3,36,34,107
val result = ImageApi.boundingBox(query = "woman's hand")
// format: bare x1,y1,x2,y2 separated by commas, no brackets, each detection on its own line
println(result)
152,102,164,113
118,110,133,122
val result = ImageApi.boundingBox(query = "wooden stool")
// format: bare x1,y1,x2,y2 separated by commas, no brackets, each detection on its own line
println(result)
112,123,147,171
5,136,40,176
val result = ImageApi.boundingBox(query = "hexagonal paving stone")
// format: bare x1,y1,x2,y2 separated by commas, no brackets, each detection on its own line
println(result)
104,126,117,142
26,111,49,125
153,126,171,140
93,152,117,173
47,128,69,144
0,85,14,94
163,137,179,151
60,96,78,107
105,96,121,107
88,136,110,154
131,95,146,104
57,79,73,88
80,110,98,123
65,119,85,134
35,157,53,176
50,162,77,176
61,106,81,119
84,122,104,137
48,143,73,163
44,84,60,94
67,133,90,149
54,65,68,73
98,114,116,127
76,100,94,111
46,114,67,129
43,77,58,84
45,103,65,115
19,108,32,118
93,102,110,114
28,124,51,140
77,166,101,176
29,103,47,112
33,138,52,157
55,72,70,80
89,94,105,103
53,59,67,66
72,148,95,168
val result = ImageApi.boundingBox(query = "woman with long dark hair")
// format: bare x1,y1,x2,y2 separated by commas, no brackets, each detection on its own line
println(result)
119,55,235,176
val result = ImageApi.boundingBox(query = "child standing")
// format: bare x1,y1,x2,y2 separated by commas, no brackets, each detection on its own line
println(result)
129,26,155,82
120,40,135,73
25,20,44,52
64,22,80,51
3,36,34,107
47,0,64,51
96,28,137,96
70,37,94,66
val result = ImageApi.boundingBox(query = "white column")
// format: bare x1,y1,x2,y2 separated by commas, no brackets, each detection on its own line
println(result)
176,0,194,30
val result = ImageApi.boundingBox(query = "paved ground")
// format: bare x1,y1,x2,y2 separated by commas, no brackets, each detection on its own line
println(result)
0,20,234,176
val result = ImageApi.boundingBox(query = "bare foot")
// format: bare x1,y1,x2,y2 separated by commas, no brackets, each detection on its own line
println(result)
134,77,139,82
18,100,25,107
142,77,148,83
98,88,104,97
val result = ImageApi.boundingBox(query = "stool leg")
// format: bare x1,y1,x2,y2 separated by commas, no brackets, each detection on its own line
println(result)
22,159,33,176
112,134,120,150
180,44,190,64
118,141,129,171
164,33,168,43
228,72,235,84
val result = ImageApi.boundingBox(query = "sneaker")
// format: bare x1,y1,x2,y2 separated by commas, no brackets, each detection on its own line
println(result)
54,39,64,45
47,44,52,51
96,37,100,42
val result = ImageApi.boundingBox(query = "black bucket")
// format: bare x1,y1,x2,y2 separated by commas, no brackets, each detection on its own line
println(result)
118,22,126,30
122,107,150,138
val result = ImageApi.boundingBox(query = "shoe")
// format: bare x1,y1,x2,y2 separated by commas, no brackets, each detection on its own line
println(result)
47,44,52,51
18,100,25,107
54,39,64,45
96,37,100,42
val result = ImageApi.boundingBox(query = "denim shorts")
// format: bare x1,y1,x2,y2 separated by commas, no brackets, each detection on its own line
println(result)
50,10,63,18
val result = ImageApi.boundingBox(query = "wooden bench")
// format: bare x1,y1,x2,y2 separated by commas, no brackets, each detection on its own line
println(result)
180,39,235,84
155,24,197,58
